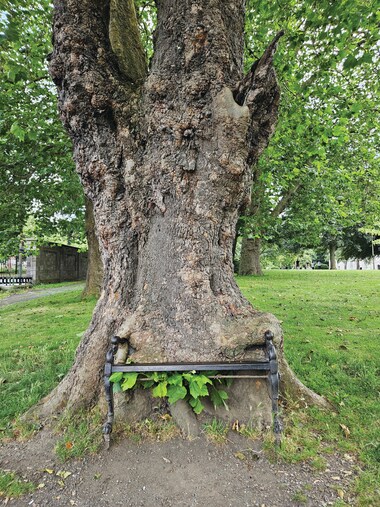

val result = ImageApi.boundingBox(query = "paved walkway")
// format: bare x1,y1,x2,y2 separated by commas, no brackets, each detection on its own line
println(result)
0,283,85,308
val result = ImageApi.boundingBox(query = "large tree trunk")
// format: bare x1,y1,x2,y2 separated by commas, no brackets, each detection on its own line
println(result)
329,242,337,270
82,197,104,297
239,237,263,276
30,0,328,420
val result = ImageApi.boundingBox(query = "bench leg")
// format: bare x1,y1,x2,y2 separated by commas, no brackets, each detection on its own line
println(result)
265,331,283,445
102,373,114,449
102,337,119,449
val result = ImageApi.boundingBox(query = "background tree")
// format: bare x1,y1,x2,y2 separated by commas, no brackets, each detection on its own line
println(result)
0,0,85,258
0,0,105,293
237,0,380,274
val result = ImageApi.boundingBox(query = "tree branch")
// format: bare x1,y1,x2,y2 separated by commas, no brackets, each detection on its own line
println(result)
109,0,147,83
49,0,146,198
270,183,301,218
49,0,145,134
234,31,284,166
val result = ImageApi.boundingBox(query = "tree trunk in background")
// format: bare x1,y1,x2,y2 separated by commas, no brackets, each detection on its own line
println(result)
29,0,328,420
329,242,337,270
82,197,103,298
239,237,263,275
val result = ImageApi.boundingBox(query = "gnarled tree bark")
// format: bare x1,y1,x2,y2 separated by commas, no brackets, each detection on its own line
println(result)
31,0,329,421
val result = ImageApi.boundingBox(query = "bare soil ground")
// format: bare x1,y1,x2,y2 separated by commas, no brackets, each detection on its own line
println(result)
0,428,358,507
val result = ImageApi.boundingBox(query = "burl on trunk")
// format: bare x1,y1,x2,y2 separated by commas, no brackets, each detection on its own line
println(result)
32,0,328,422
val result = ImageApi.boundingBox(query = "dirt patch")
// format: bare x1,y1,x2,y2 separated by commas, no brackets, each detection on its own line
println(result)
0,428,358,506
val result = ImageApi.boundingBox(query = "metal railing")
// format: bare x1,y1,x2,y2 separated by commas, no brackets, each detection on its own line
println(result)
0,277,33,285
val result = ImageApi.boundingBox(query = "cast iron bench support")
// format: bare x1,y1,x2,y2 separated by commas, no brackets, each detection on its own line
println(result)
102,330,282,448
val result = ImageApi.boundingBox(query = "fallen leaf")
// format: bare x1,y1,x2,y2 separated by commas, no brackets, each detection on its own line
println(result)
337,489,344,499
44,469,54,474
58,480,65,487
232,420,240,432
37,483,45,489
234,452,246,461
56,470,72,479
340,423,351,438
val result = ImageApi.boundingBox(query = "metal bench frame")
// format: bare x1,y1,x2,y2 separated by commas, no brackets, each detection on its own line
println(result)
102,330,282,447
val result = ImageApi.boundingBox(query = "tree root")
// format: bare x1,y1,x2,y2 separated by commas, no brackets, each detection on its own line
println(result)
279,356,333,410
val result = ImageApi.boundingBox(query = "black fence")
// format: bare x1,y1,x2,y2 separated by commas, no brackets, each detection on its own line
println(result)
0,277,33,285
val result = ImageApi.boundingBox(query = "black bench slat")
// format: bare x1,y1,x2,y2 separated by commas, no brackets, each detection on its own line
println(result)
111,362,271,373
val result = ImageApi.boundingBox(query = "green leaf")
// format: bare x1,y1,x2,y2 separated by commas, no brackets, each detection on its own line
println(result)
10,122,25,141
121,372,138,390
210,387,229,409
194,374,212,386
343,54,358,70
152,372,168,382
189,396,204,414
152,381,167,398
113,382,122,393
167,373,183,386
28,131,37,141
167,384,187,404
189,379,208,399
141,379,155,389
109,372,123,383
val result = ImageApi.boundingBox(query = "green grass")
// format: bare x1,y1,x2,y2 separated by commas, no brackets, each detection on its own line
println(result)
202,417,229,444
54,408,104,461
0,286,29,300
0,270,379,504
238,270,380,506
0,290,97,432
0,471,36,498
121,416,180,444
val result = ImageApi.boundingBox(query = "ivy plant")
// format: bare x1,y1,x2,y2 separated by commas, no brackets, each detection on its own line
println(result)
109,370,231,415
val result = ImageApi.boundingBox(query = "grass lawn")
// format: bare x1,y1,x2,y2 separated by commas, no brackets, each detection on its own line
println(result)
0,270,379,504
238,269,380,505
0,290,96,426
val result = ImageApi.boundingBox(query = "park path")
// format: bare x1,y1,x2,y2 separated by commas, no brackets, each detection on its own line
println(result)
0,283,85,308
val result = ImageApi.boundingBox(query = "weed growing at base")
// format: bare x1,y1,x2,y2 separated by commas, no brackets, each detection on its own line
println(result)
54,408,103,461
202,417,229,444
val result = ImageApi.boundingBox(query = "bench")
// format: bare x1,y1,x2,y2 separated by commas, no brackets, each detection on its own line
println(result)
102,330,282,447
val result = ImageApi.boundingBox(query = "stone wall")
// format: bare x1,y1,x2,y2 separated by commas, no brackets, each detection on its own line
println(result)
27,244,87,283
